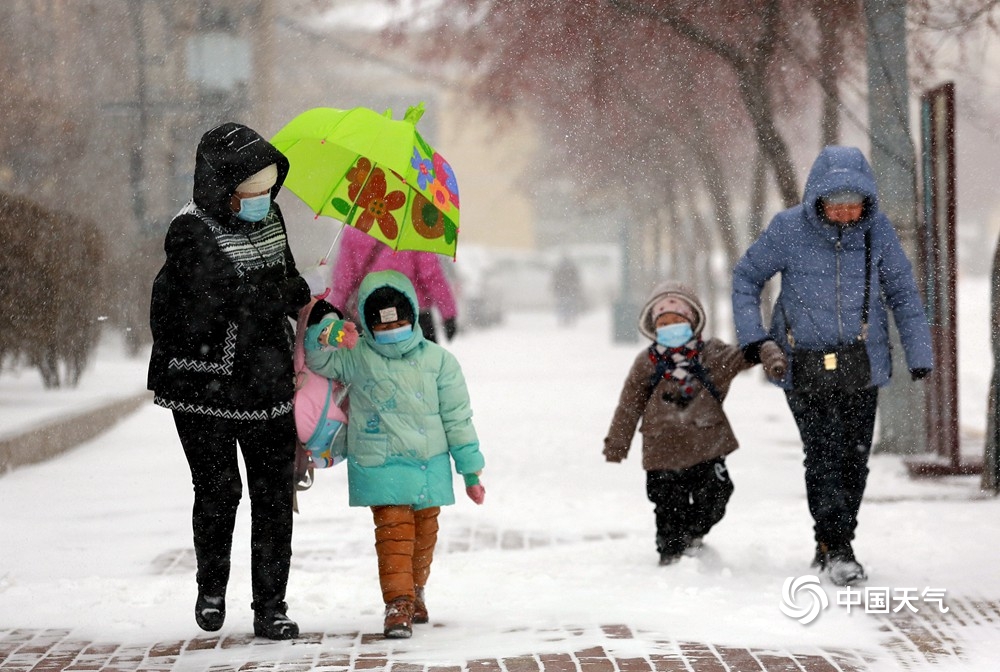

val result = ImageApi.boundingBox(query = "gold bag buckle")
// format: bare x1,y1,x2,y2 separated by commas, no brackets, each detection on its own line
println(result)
823,352,838,371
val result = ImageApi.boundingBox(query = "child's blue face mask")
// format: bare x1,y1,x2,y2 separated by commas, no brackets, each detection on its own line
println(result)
236,194,271,222
374,324,413,344
656,323,693,348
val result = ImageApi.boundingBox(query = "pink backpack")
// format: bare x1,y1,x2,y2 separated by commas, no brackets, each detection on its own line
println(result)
293,299,349,481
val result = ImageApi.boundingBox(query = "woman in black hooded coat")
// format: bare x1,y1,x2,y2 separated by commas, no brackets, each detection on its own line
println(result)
148,122,332,639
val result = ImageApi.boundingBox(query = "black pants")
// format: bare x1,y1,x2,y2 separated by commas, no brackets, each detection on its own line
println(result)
173,411,296,611
646,457,734,556
785,386,878,549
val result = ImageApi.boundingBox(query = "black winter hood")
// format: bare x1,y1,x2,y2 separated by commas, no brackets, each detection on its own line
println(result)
192,122,289,224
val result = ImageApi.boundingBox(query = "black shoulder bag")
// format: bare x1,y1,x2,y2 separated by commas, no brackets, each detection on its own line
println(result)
786,230,872,394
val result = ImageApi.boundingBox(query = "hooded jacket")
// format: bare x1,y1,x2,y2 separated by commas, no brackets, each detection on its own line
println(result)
305,270,482,509
732,146,933,390
604,282,754,471
148,123,311,419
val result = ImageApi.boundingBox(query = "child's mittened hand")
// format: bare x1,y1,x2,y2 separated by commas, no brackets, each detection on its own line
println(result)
466,484,485,505
464,472,485,505
603,446,626,463
760,340,788,380
340,321,359,348
319,319,359,349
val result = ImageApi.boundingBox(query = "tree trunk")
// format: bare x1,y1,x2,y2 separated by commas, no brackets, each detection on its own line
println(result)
748,148,769,242
684,108,740,269
815,5,842,147
736,67,800,208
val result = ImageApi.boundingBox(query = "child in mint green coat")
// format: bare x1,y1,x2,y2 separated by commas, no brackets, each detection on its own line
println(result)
305,269,484,639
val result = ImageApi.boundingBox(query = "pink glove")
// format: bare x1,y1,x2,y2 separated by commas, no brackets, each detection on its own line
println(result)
464,473,485,505
466,484,486,505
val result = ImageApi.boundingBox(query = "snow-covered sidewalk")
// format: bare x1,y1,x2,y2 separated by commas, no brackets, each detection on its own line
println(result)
0,279,998,671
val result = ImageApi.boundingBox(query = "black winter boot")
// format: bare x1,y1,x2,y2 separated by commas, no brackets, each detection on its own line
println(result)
253,602,299,640
195,593,226,632
813,542,866,586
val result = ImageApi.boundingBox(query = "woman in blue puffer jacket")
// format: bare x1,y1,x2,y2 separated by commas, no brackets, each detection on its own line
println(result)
732,146,932,587
305,269,484,639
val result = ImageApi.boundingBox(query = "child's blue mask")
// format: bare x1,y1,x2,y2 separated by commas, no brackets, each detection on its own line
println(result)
656,323,693,348
374,324,413,344
236,194,271,222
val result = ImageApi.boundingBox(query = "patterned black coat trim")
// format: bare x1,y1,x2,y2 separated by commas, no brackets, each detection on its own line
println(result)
168,320,238,376
154,396,292,421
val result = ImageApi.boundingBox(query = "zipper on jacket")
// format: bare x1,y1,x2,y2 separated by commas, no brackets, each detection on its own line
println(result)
835,228,844,342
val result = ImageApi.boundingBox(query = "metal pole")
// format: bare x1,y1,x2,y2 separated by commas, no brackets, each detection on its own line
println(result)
985,239,1000,492
865,0,927,454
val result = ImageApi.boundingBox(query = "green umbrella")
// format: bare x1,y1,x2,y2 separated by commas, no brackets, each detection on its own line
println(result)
271,103,459,259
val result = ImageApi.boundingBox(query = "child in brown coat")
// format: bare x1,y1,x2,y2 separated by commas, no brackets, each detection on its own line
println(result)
604,282,786,565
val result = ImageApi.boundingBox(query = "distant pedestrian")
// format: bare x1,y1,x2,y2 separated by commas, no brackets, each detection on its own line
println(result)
603,282,786,565
328,226,458,342
551,255,583,326
148,122,334,639
732,145,933,586
305,269,485,638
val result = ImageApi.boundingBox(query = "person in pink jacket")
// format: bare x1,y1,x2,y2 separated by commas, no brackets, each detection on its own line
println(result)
328,226,459,343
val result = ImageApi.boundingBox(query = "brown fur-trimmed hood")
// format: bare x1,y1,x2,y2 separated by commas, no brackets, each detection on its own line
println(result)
637,281,707,341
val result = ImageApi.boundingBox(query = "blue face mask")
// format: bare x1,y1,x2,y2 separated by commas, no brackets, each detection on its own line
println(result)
656,323,693,348
374,324,413,344
236,194,271,222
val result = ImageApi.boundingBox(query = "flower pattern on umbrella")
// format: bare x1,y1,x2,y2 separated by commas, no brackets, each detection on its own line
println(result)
425,180,453,213
411,149,435,191
347,157,374,202
432,153,459,208
354,166,405,240
411,192,458,244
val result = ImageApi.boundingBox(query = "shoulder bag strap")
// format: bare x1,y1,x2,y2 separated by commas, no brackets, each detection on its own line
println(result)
783,229,873,345
859,228,871,341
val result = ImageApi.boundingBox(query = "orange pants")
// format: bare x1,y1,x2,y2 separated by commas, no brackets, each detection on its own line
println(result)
372,505,440,604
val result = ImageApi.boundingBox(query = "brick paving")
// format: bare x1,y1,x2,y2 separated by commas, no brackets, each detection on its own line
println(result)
0,626,876,672
3,601,995,672
12,524,999,671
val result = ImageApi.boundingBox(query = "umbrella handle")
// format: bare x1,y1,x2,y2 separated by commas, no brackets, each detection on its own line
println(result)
321,159,374,263
323,223,348,264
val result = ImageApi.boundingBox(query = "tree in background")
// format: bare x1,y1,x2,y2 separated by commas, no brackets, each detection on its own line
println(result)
0,192,106,388
389,0,860,301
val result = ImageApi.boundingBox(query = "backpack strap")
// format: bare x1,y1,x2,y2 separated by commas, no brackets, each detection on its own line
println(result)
645,345,722,405
688,359,723,403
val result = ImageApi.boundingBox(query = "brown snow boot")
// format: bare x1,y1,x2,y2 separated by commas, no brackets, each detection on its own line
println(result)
383,596,414,639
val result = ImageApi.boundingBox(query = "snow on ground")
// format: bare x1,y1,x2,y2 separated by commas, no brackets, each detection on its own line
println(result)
0,276,997,670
